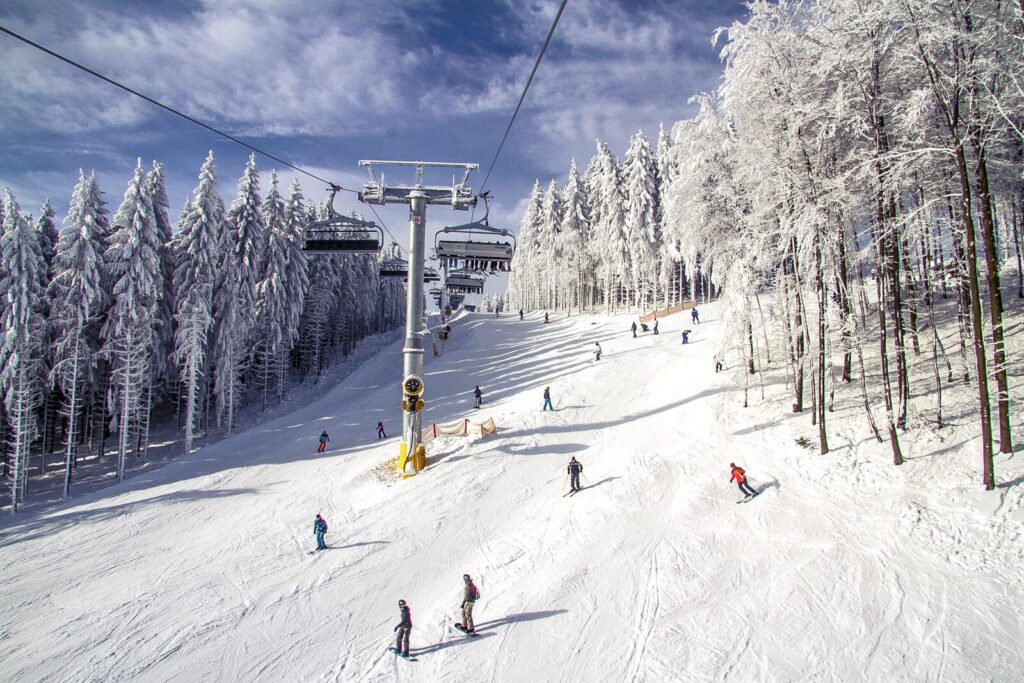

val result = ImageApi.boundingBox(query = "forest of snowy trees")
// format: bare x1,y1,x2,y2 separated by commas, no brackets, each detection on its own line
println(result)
508,0,1022,489
0,153,405,512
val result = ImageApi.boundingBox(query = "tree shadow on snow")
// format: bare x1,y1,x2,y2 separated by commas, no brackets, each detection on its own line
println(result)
0,487,258,549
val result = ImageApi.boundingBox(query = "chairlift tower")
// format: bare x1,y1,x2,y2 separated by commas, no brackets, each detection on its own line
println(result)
359,160,477,475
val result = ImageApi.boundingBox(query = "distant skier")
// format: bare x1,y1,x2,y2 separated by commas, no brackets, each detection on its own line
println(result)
473,385,483,409
653,318,659,335
317,430,330,453
519,308,524,320
593,342,602,361
681,330,690,344
495,309,499,317
568,457,583,492
544,312,549,324
730,463,758,497
458,574,480,633
715,355,723,373
313,514,328,550
691,307,700,325
377,421,388,439
631,321,637,338
393,599,412,657
542,387,553,411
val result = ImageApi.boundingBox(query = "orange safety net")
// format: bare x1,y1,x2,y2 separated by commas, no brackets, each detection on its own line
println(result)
420,418,497,443
639,299,698,324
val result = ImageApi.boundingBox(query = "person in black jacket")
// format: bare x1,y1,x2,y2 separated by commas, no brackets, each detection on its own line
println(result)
394,599,412,656
568,457,583,492
542,387,553,411
473,385,482,409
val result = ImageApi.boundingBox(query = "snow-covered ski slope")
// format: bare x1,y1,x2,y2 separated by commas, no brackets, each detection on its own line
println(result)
2,304,1022,682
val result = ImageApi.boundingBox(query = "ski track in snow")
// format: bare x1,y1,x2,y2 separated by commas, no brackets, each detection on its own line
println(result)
1,305,1023,682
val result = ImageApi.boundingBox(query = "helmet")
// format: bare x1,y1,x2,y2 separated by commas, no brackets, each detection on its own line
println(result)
463,574,471,581
398,599,406,606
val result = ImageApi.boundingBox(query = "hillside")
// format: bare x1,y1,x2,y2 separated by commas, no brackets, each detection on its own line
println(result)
1,304,1022,682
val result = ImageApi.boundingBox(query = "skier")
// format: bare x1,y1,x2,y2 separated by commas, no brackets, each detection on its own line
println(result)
377,421,388,439
567,457,583,492
691,307,700,324
495,309,499,317
473,385,483,409
593,342,602,361
681,330,690,344
544,312,549,324
653,318,659,335
313,514,328,550
631,321,637,338
317,430,330,453
715,355,723,373
542,387,553,411
730,463,758,498
458,574,480,633
519,308,524,320
393,599,412,657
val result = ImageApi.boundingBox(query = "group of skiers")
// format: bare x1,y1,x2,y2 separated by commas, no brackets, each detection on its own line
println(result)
316,422,388,452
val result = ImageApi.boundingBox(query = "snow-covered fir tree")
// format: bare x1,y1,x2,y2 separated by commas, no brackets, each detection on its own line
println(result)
102,160,163,481
0,190,47,512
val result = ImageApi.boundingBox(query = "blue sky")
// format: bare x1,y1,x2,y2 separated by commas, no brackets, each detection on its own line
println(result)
1,0,748,287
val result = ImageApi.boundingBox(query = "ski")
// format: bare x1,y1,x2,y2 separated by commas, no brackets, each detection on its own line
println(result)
387,647,417,660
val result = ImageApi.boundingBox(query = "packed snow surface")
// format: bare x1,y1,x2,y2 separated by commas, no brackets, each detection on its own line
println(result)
2,304,1022,682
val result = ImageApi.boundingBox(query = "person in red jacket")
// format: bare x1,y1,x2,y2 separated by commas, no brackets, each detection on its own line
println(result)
730,463,757,497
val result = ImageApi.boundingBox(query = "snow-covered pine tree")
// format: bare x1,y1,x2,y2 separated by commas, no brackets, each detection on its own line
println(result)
173,152,223,453
539,180,563,310
102,160,163,481
146,162,177,413
586,141,627,311
560,159,591,313
0,190,47,512
34,200,60,458
622,130,660,310
49,172,109,497
507,180,543,310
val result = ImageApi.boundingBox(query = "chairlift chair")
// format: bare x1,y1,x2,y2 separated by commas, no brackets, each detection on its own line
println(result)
304,185,384,255
434,193,516,273
445,269,486,294
379,242,409,277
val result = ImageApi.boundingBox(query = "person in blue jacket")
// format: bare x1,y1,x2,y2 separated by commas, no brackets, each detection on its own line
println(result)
317,430,330,453
313,514,328,550
542,387,553,411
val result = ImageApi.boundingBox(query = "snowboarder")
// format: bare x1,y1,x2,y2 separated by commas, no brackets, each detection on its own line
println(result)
473,385,483,409
544,312,549,324
593,342,602,361
377,421,388,439
313,514,328,550
393,599,412,657
317,430,330,453
730,463,758,497
691,307,700,324
568,457,583,492
631,321,637,338
542,387,553,411
519,308,524,320
653,318,659,335
458,574,480,633
681,330,690,344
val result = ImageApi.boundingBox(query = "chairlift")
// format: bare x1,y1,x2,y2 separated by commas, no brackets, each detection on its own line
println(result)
304,185,384,255
445,269,486,294
434,192,516,273
423,266,441,283
379,242,409,277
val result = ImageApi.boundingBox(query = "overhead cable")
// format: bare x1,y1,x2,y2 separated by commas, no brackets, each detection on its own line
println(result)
0,24,341,189
479,0,569,193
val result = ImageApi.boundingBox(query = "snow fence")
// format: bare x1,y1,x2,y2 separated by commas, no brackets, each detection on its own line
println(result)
421,418,497,443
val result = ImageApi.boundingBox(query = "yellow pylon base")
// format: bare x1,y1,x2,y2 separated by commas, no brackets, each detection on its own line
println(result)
397,443,427,476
